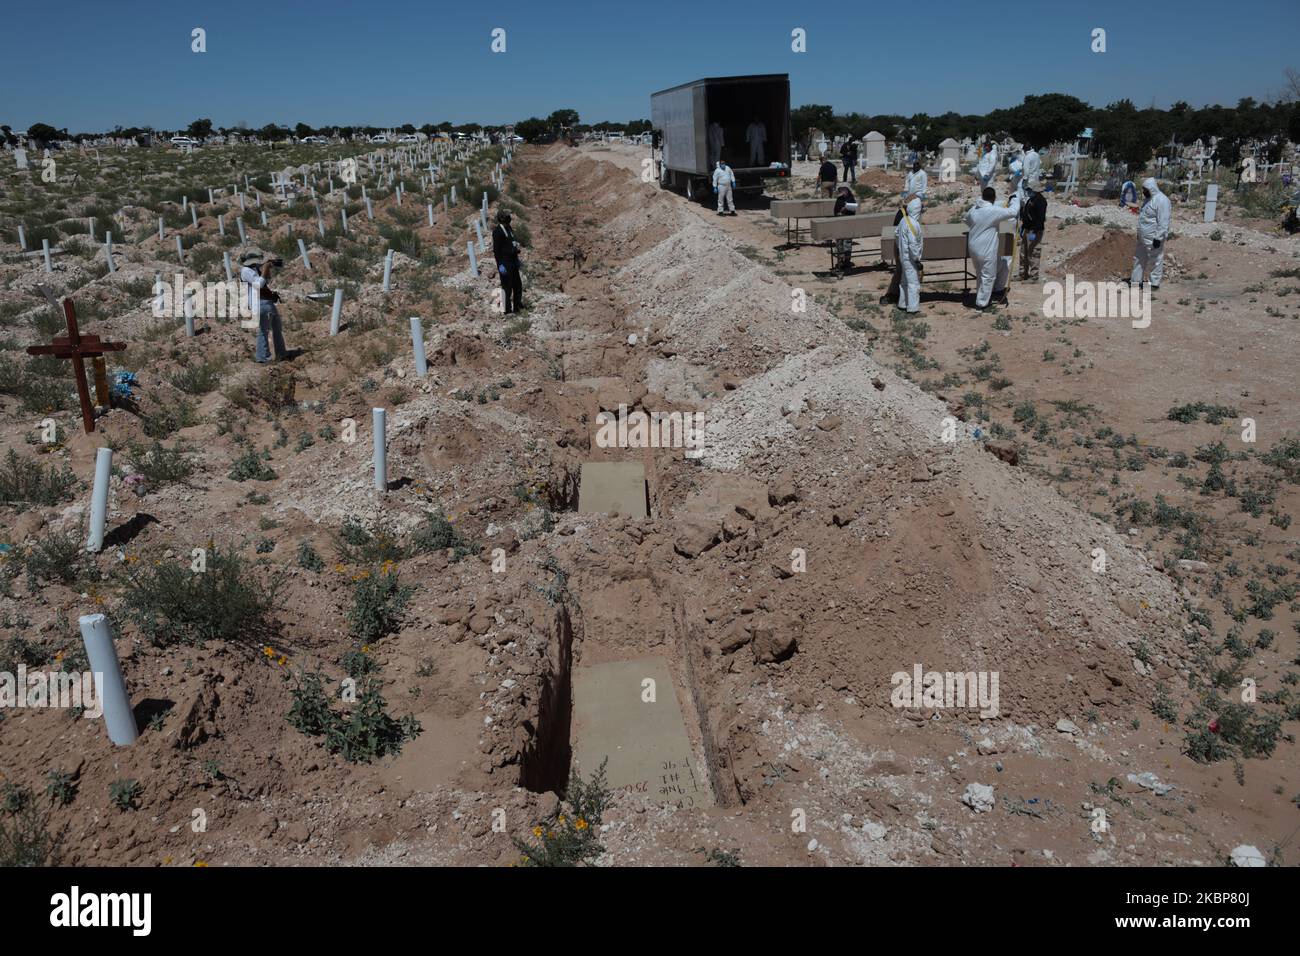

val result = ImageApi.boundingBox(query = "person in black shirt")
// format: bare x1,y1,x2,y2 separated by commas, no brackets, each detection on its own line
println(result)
1018,181,1047,281
492,210,524,314
818,159,838,197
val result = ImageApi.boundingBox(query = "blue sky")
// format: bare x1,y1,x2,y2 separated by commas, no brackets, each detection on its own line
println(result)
2,0,1297,132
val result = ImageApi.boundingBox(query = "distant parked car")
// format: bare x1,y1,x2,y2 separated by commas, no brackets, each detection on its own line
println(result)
170,136,199,148
300,135,328,144
369,134,389,144
397,134,418,143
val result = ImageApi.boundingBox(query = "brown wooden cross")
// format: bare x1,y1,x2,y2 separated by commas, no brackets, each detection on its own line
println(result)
25,289,125,434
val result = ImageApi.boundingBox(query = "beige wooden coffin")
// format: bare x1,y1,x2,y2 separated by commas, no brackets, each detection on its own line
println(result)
808,210,896,242
880,220,1014,264
770,198,837,219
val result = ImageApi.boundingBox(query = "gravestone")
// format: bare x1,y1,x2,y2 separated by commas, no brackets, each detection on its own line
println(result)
14,149,28,170
1204,184,1219,223
939,137,960,170
862,131,886,167
571,656,709,809
578,462,648,519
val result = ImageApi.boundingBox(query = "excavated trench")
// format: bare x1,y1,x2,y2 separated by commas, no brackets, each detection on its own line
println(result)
512,148,730,804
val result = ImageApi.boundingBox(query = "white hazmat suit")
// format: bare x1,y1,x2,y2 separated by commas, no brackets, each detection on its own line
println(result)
746,121,767,166
712,163,736,213
1131,177,1171,287
965,194,1021,308
896,198,925,313
977,143,999,187
707,122,724,167
905,167,928,201
1022,148,1041,186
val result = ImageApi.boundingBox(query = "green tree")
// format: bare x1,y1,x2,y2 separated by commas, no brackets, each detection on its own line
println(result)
515,117,549,142
547,108,580,130
26,123,58,146
187,118,213,140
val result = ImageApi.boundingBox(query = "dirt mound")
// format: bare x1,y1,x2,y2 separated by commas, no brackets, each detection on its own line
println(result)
1059,228,1183,281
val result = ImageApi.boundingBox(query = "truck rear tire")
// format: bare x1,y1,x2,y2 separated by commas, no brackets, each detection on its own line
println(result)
685,177,709,204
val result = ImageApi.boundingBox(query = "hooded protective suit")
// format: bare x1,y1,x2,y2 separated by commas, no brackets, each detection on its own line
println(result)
1008,157,1025,201
905,166,928,201
1022,148,1041,185
896,198,925,313
965,194,1020,307
712,163,736,213
977,143,999,186
1131,177,1171,287
707,122,724,166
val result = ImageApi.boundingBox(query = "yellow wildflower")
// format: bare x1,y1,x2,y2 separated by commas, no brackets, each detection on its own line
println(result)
531,825,543,838
575,818,588,831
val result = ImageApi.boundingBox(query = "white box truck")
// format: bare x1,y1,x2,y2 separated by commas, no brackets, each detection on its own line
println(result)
651,74,791,202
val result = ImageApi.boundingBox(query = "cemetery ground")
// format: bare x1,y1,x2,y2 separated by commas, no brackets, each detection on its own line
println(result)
0,138,1296,867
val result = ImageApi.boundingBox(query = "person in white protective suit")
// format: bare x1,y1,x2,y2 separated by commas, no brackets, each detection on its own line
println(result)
1131,177,1171,290
977,141,999,187
965,186,1021,309
1022,146,1041,188
707,121,724,167
745,118,767,166
896,197,925,314
1008,156,1024,201
904,159,928,207
712,161,737,215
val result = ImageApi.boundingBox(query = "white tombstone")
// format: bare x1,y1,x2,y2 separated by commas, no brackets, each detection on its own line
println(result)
939,138,960,171
14,149,28,169
1204,184,1219,223
862,131,886,168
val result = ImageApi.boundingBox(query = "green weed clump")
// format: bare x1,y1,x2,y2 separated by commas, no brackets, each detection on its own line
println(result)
287,670,420,763
119,543,283,647
347,570,415,643
228,448,277,482
0,787,67,866
0,449,78,509
126,441,195,486
512,760,612,867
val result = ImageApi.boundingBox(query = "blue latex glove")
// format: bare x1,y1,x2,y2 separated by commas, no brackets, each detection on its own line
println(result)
713,187,718,193
498,264,506,275
1027,231,1037,242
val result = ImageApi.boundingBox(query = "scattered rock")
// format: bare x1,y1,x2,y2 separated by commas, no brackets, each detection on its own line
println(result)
961,783,995,813
751,627,797,664
1230,844,1267,868
1055,718,1081,736
1126,772,1173,796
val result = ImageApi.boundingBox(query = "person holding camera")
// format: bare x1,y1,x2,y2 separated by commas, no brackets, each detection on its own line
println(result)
239,250,289,363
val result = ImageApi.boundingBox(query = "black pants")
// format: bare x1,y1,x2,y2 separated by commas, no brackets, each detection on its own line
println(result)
499,265,523,313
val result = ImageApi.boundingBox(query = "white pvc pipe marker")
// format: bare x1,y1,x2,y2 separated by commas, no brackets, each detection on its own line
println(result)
330,287,343,335
42,238,52,273
410,317,427,376
382,250,393,292
468,241,478,277
372,408,387,491
86,446,112,552
79,614,138,746
298,239,311,270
